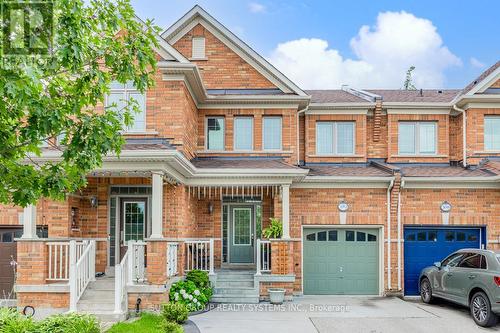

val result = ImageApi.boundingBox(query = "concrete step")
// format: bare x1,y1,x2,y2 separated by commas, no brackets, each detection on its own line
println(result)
215,280,254,288
87,281,115,291
216,274,254,281
213,287,257,295
79,289,115,301
77,301,115,312
79,310,127,322
211,294,259,304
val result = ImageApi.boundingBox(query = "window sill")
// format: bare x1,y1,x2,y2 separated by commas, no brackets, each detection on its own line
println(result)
120,130,158,135
190,57,208,61
391,154,447,158
198,150,292,154
473,150,500,154
308,154,363,158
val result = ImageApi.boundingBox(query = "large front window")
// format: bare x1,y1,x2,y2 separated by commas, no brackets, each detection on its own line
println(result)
207,117,225,150
398,122,437,155
485,116,500,151
106,81,145,132
316,121,355,155
234,117,254,150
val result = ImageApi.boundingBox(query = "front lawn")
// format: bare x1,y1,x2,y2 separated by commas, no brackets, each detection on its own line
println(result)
107,312,182,333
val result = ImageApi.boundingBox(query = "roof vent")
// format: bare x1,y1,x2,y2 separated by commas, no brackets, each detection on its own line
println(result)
437,90,443,94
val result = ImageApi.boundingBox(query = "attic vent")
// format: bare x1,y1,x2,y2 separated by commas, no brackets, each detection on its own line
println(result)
192,36,206,59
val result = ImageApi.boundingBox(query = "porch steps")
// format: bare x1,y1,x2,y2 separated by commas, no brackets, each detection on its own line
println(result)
76,276,127,322
211,270,259,304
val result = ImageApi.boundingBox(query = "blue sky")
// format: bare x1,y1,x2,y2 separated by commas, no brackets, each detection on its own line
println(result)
131,0,499,89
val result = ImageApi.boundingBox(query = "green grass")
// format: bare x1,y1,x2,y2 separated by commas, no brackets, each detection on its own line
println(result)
106,313,170,333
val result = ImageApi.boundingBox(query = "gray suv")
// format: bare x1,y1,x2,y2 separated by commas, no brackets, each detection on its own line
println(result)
419,248,500,327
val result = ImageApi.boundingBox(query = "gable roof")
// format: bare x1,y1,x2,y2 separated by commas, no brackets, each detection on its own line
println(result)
462,61,500,95
367,89,460,103
161,5,307,97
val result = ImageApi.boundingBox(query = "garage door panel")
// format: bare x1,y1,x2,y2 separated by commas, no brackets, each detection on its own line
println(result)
403,227,481,296
304,228,379,295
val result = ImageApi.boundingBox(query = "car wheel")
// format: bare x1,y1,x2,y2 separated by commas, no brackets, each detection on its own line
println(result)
420,277,433,303
470,291,498,327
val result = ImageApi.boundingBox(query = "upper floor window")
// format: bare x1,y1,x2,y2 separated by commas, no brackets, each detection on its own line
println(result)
192,36,206,59
206,117,225,151
485,116,500,151
234,117,253,150
106,81,145,132
263,117,282,151
316,122,355,155
398,122,436,155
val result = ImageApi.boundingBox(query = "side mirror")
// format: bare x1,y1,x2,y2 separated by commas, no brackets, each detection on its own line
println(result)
434,262,442,269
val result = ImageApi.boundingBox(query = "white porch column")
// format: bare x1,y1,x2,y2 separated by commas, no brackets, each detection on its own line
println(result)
21,204,38,239
150,172,164,239
281,184,290,239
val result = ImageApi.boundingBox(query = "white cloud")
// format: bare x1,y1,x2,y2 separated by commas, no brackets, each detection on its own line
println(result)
248,2,266,14
470,57,485,69
268,11,461,89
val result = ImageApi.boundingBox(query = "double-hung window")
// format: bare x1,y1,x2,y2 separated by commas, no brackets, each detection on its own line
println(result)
398,122,437,155
234,117,254,150
485,116,500,151
206,117,225,151
262,117,282,150
106,81,146,132
315,122,355,155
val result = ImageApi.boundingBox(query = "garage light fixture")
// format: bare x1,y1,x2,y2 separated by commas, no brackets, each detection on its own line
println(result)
440,201,452,213
338,201,349,212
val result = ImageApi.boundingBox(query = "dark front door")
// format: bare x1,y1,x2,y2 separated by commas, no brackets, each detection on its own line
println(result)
229,206,254,264
119,198,148,260
0,228,22,299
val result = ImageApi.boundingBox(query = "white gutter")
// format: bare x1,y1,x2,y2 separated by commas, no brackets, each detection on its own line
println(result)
386,179,394,290
453,104,467,167
397,179,405,291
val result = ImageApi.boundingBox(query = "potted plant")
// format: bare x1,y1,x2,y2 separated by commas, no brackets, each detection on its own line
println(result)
263,218,286,303
268,288,286,304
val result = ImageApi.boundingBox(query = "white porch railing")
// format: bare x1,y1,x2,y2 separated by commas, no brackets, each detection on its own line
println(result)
69,240,96,311
128,240,146,283
47,241,86,281
256,239,271,275
185,239,214,275
167,243,179,277
115,248,129,314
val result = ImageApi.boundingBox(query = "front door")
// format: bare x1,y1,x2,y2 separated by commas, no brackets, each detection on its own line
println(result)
229,206,254,264
119,198,147,260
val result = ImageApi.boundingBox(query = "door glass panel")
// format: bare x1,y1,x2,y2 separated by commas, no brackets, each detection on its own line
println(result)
328,230,338,241
445,231,455,242
233,208,251,245
480,255,487,269
124,201,146,242
317,231,327,241
306,233,316,241
458,253,481,268
428,231,437,242
356,232,366,241
367,234,377,242
468,234,478,241
456,232,466,241
405,233,416,241
417,232,427,241
442,253,464,267
346,230,355,241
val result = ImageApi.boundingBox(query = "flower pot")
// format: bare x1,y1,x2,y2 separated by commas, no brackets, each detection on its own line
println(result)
268,288,286,304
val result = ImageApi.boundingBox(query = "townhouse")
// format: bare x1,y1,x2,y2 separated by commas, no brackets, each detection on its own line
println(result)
0,5,499,317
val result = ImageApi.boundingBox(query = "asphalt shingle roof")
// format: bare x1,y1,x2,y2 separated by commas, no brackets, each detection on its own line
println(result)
305,90,368,103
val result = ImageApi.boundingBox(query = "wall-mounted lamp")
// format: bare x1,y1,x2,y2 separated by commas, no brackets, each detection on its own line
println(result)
90,196,98,208
208,202,214,214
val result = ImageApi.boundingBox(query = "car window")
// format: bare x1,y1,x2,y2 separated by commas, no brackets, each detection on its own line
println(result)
441,253,464,267
458,253,483,269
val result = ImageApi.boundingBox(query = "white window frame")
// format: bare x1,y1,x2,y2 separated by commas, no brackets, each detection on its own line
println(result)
484,116,500,151
205,116,225,151
191,36,206,60
233,117,254,151
262,116,282,151
232,207,252,246
398,121,438,155
105,82,146,133
315,121,355,156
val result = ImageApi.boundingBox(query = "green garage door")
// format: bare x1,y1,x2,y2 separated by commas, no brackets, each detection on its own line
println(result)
303,228,379,295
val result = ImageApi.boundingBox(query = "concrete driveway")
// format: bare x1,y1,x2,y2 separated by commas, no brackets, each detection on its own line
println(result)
191,296,500,333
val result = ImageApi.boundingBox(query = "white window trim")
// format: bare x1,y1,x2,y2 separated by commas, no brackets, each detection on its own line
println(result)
205,116,225,151
315,121,356,156
484,115,500,152
262,116,282,151
232,207,252,246
106,83,147,133
233,116,254,151
398,121,438,156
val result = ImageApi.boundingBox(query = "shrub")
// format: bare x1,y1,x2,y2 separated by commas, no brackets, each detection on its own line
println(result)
186,270,210,289
0,307,35,333
162,320,184,333
161,303,188,324
33,313,99,333
169,280,209,311
262,218,282,239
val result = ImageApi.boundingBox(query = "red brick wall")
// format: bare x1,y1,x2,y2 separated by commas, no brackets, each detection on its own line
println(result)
173,24,276,89
449,113,463,162
465,108,500,165
367,114,388,159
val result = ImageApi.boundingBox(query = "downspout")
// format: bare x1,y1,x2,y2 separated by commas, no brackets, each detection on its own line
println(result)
453,105,467,167
297,107,308,165
397,179,405,291
386,178,394,290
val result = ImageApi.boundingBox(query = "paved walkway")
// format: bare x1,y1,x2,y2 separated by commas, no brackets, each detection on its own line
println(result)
190,296,500,333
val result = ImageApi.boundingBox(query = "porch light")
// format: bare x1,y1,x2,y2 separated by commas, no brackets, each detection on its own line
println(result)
208,202,214,214
89,196,98,208
338,201,349,212
440,201,452,213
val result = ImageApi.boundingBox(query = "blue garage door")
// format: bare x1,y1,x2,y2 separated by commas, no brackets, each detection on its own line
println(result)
404,227,482,296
